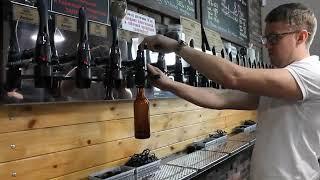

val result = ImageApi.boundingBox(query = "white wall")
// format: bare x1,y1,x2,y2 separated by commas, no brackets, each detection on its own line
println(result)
261,0,320,63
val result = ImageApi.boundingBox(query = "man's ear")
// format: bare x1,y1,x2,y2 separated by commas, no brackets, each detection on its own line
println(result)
296,30,309,45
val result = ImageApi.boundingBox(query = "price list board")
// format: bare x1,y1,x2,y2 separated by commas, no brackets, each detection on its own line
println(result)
52,0,109,24
129,0,197,19
202,0,249,44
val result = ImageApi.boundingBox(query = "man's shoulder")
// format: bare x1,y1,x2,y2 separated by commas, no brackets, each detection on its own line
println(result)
287,55,320,73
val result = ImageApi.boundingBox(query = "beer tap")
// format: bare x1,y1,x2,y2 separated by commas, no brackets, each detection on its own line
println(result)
242,55,247,68
34,0,52,88
47,15,62,96
185,39,199,86
104,16,122,100
219,49,226,89
200,43,209,87
103,0,127,99
164,30,184,83
49,16,59,67
173,56,184,83
221,49,225,58
212,46,216,56
150,52,167,74
210,46,218,89
76,7,92,89
228,52,233,63
236,53,241,65
252,60,257,69
247,58,252,68
135,47,147,88
150,31,167,74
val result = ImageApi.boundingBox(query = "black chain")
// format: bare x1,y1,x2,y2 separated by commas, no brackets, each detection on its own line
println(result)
125,149,158,167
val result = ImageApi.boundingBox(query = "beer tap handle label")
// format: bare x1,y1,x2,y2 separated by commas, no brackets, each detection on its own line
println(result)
13,4,39,25
89,22,108,38
56,15,77,32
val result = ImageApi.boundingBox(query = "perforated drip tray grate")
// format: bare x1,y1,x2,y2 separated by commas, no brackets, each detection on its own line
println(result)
228,132,256,143
204,141,249,154
167,150,228,170
146,164,197,180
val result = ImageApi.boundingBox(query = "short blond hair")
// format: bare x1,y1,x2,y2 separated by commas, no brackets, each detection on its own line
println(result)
265,3,317,48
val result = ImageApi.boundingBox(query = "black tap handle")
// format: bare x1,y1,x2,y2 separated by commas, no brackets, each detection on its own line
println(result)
109,15,123,82
76,7,92,88
78,7,88,43
110,16,118,47
236,53,240,65
189,39,194,48
36,0,49,36
34,0,52,88
201,42,206,52
127,40,133,60
156,52,167,73
242,56,247,67
228,52,233,62
188,39,199,86
135,49,147,87
49,15,58,62
221,49,225,58
212,46,216,55
35,0,50,59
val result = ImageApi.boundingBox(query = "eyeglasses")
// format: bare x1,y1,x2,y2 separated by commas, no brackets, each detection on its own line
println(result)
261,30,302,45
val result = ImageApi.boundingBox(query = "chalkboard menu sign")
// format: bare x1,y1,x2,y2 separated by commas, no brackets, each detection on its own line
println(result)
52,0,109,24
129,0,196,19
202,0,248,43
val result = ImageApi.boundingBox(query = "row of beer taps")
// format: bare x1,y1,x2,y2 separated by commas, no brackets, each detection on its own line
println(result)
3,0,271,102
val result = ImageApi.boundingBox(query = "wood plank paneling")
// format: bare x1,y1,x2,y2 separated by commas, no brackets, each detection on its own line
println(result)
0,119,133,163
0,99,201,134
50,113,252,180
0,123,210,179
0,109,226,162
0,99,257,180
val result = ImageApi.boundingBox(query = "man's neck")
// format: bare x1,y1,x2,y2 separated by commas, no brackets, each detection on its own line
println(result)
291,48,311,63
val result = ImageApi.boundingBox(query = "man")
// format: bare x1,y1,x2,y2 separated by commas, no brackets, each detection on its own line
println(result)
141,3,319,180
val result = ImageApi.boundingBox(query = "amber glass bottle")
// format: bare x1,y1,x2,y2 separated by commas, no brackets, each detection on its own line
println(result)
134,87,150,139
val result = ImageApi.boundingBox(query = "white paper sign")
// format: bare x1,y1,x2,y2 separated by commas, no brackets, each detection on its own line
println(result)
121,10,156,36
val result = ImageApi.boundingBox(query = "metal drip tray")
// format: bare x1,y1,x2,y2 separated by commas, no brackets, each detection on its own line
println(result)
146,165,197,180
228,132,256,143
204,141,249,154
167,151,228,170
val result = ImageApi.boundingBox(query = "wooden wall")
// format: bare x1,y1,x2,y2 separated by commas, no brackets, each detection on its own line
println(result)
0,98,256,180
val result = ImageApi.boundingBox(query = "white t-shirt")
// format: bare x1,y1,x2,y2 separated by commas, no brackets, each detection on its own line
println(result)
250,55,320,180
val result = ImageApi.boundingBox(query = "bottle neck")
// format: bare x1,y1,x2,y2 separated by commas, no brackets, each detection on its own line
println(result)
136,87,146,99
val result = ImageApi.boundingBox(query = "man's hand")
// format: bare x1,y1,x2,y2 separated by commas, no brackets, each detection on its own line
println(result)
7,89,23,100
147,64,174,91
140,35,178,53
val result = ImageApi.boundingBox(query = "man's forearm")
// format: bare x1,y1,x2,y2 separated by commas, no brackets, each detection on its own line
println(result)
176,46,242,88
168,81,225,109
168,81,259,110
